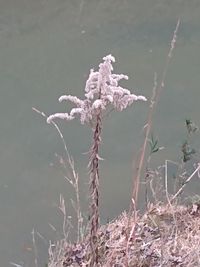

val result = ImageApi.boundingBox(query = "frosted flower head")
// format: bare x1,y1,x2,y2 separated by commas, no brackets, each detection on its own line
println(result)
47,54,147,125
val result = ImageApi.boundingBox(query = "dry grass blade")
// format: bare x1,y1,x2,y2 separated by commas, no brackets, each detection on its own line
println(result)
131,19,180,207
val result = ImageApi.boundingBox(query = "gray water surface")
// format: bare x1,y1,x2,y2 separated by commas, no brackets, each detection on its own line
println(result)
1,1,200,266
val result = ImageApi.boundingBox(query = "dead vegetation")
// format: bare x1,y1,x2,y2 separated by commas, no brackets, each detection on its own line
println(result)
48,202,200,267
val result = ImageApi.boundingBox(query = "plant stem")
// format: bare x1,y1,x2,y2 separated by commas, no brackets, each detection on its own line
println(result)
89,112,102,266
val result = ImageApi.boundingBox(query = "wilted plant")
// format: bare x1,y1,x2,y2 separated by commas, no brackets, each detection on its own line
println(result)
47,54,147,265
181,119,198,163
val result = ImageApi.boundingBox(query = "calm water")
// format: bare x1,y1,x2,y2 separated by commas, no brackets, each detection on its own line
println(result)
1,0,200,266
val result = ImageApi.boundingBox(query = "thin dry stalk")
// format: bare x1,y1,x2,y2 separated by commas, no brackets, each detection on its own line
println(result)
32,107,84,243
163,160,178,236
69,163,84,243
171,163,200,202
132,72,158,207
125,198,137,266
32,228,38,267
148,167,163,203
61,154,84,243
144,155,153,207
59,194,71,240
131,19,180,207
9,262,24,267
164,160,172,205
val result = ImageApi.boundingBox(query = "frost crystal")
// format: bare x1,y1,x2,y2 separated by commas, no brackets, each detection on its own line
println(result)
47,54,147,125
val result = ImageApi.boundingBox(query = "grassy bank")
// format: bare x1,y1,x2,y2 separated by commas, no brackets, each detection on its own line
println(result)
48,201,200,266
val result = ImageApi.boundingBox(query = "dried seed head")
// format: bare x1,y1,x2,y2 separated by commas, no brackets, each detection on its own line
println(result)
47,54,147,125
